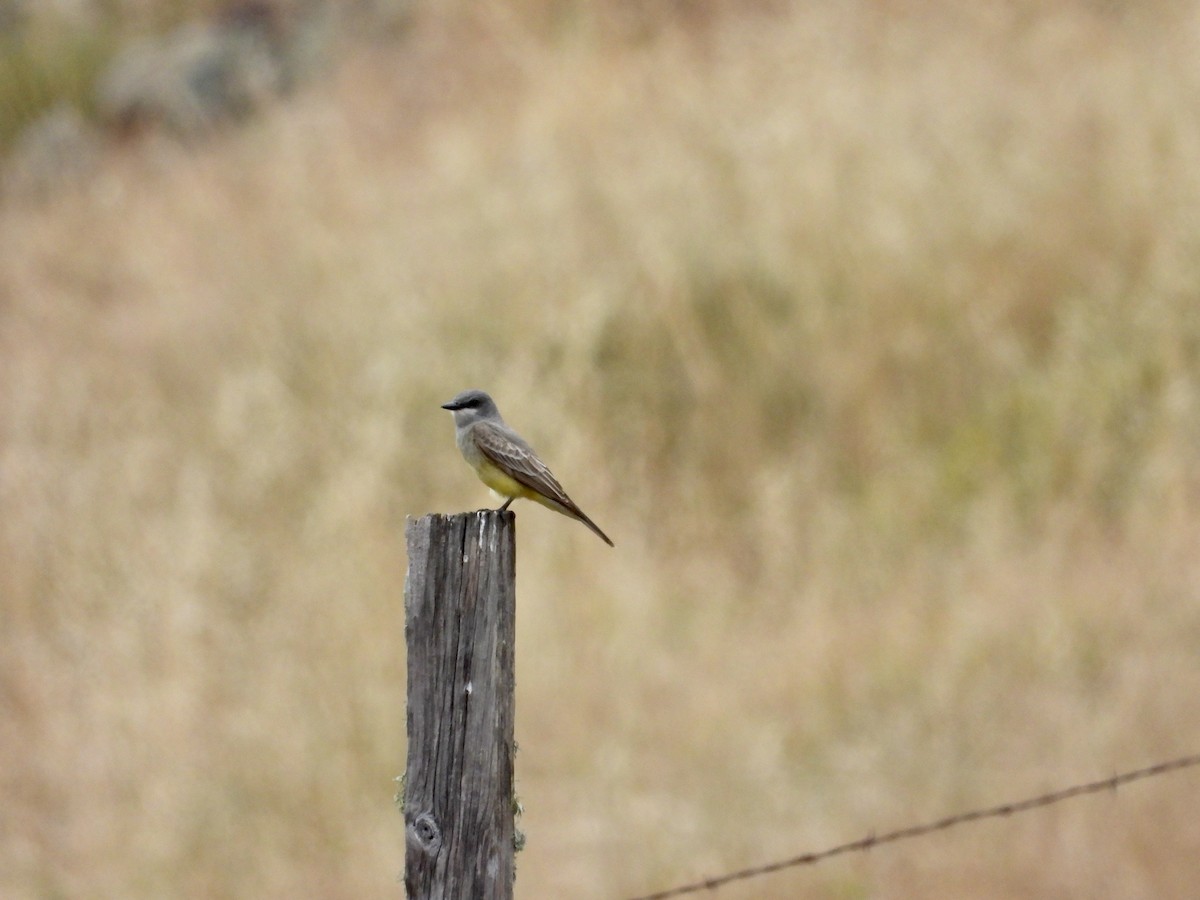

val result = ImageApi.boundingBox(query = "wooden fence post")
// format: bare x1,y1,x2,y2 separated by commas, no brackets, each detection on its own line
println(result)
403,511,517,900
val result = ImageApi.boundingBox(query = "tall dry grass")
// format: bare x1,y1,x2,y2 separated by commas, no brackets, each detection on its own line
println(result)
3,2,1200,897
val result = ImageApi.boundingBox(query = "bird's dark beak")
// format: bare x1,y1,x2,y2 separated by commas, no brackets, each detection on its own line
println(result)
441,401,459,411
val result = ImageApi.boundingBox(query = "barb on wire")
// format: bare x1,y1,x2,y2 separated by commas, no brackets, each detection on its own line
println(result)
627,752,1200,900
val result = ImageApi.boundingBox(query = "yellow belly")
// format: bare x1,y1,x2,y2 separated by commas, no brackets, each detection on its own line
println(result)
476,459,533,501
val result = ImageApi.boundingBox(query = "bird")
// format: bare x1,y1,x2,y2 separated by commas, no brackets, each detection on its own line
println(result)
441,389,614,547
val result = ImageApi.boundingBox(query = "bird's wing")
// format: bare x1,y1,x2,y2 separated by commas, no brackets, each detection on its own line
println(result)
472,420,575,508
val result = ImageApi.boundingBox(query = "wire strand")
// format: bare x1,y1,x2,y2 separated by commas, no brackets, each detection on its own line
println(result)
626,753,1200,900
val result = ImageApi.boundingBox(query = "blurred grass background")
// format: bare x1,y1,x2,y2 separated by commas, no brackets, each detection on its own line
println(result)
4,1,1200,897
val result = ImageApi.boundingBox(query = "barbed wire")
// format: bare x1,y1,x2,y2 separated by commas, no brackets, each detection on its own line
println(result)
626,752,1200,900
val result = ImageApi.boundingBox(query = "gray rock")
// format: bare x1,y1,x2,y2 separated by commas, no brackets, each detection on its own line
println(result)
96,22,280,135
94,1,335,137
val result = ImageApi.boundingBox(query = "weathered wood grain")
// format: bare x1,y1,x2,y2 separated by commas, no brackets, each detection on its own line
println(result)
403,511,516,900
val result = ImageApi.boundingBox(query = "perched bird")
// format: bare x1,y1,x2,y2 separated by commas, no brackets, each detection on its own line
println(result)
441,389,614,547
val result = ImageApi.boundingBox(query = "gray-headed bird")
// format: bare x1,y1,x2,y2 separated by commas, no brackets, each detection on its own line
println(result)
441,389,614,547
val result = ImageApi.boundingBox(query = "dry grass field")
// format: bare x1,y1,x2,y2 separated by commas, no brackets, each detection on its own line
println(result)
4,2,1200,897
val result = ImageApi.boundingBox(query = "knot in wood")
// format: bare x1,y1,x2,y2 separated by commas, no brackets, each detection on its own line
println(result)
407,812,442,856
